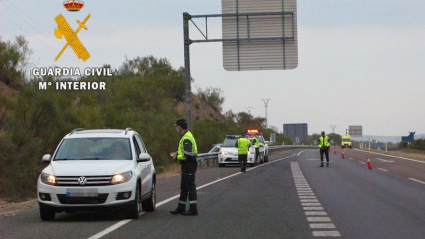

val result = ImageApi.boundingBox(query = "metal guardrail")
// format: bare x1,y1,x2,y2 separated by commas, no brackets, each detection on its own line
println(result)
197,145,318,168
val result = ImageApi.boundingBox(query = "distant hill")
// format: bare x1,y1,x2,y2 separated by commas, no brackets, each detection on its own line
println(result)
352,134,425,143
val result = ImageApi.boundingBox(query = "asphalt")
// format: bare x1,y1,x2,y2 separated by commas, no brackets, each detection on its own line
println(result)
1,148,425,239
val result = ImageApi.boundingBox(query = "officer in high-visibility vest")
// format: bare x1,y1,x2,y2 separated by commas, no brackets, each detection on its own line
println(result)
318,131,331,167
252,136,261,162
235,132,251,172
169,118,198,216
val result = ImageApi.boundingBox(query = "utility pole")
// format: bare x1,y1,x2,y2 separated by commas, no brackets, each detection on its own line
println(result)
261,99,271,129
245,107,254,115
330,125,337,134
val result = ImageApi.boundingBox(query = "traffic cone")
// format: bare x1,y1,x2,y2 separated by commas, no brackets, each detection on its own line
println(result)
333,147,337,155
342,150,345,159
367,158,373,169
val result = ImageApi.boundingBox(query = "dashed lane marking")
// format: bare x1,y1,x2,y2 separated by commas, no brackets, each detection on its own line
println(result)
291,162,341,237
354,149,425,164
409,178,425,185
88,154,296,239
378,168,388,172
376,158,394,163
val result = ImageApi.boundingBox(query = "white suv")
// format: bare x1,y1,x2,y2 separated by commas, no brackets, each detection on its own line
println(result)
37,128,156,220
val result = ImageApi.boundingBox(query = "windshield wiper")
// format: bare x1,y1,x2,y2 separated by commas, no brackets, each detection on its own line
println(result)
79,157,110,160
54,158,77,161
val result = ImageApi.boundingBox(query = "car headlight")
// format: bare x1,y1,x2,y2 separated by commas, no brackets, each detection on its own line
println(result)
41,172,56,185
219,151,227,155
111,171,132,184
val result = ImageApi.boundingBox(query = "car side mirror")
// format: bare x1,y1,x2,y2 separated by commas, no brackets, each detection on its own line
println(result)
138,153,151,162
217,145,221,149
260,143,264,147
42,154,51,163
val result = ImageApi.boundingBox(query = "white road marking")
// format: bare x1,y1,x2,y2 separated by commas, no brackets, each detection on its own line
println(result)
306,211,327,216
303,207,324,210
376,158,394,163
409,178,425,185
302,203,322,206
297,150,306,156
301,199,319,202
378,168,388,172
349,158,353,160
310,223,336,229
313,231,341,237
355,149,425,164
307,217,331,222
360,162,366,164
88,154,297,239
291,162,341,237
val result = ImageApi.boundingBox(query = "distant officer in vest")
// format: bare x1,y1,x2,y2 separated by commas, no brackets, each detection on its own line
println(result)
252,136,261,162
169,118,198,216
318,131,331,167
235,132,251,173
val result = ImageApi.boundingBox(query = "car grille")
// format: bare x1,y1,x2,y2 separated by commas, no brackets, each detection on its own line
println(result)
57,193,109,204
56,175,112,186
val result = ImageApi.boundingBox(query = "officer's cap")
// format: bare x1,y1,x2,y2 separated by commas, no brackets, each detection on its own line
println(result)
175,118,187,127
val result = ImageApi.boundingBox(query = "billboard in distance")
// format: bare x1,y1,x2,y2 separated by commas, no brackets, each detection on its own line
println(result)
349,125,363,137
283,123,308,143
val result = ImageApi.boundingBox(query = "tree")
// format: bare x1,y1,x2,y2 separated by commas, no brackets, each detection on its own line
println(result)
0,36,35,88
196,87,225,113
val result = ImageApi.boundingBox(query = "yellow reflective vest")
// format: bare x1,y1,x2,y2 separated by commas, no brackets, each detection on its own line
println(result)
177,131,198,161
236,137,251,155
318,136,330,148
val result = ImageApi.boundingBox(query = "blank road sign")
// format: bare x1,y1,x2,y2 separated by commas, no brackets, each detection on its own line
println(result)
349,125,363,137
222,0,298,71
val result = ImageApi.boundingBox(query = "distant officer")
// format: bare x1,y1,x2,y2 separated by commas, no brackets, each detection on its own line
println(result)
169,118,198,216
318,131,331,167
235,132,251,172
252,136,261,162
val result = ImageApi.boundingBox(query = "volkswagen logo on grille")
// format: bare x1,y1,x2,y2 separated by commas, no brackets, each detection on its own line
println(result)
78,176,87,185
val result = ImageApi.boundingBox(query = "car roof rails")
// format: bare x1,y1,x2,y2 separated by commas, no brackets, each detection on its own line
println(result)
69,128,86,135
125,128,133,135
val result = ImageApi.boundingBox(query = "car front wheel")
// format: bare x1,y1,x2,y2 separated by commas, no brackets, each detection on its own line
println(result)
142,181,156,212
128,182,142,219
39,204,55,221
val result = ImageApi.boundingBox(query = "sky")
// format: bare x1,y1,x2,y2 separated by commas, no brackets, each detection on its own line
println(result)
1,0,424,136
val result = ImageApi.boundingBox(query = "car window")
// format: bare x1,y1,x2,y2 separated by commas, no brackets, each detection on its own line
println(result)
135,135,147,153
223,139,237,147
54,138,132,160
133,137,141,156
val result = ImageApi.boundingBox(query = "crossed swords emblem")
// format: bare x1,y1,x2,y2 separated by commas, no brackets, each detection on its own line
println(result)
54,13,91,62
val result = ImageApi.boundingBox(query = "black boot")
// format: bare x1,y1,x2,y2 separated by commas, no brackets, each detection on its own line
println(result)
320,162,324,167
170,204,185,215
326,163,329,167
181,204,198,216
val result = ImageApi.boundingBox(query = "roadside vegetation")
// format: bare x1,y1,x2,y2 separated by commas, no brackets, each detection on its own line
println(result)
0,36,291,200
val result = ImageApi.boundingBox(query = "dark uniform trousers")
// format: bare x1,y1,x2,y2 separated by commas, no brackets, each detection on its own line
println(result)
238,154,247,172
179,157,197,204
320,147,330,164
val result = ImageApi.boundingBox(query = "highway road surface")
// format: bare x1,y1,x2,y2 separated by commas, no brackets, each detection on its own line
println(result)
1,148,425,239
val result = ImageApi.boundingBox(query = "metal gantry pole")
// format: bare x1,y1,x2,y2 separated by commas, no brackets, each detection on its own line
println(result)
183,13,192,131
261,99,271,129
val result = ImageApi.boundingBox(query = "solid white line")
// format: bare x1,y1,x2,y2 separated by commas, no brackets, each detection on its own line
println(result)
376,158,394,163
312,231,341,237
378,168,388,172
306,211,327,216
301,199,319,202
297,150,306,156
299,196,317,199
360,162,366,164
88,154,296,239
307,217,331,222
355,149,425,164
409,178,425,185
298,193,315,196
310,223,336,229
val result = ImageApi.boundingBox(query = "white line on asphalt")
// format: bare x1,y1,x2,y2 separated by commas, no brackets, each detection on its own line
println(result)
376,158,394,163
408,178,425,185
378,168,388,172
88,154,296,239
301,199,319,202
297,150,306,156
360,162,366,164
307,217,331,222
349,158,353,160
306,211,327,216
303,207,324,210
355,149,425,164
302,203,322,206
299,196,317,199
312,231,341,237
310,223,336,229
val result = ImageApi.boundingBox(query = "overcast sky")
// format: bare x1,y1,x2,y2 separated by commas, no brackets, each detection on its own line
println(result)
1,0,424,136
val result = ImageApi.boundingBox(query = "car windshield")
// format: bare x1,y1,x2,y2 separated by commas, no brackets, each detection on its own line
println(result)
248,135,265,144
222,139,237,147
54,138,132,161
342,138,351,142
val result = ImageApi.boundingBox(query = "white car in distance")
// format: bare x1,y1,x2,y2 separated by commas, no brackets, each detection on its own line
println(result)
37,128,156,220
218,135,258,167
